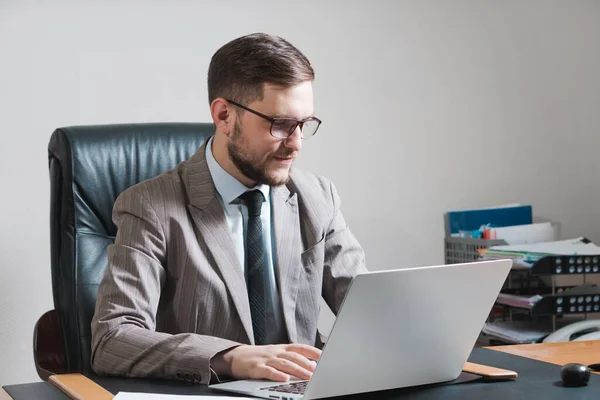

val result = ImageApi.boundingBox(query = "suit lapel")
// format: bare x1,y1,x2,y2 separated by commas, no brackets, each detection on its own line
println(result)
185,141,253,343
271,185,301,343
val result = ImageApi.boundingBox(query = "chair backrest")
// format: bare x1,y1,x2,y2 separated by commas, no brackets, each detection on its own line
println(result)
48,122,213,373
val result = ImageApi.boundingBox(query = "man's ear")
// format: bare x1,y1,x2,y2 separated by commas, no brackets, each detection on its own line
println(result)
210,98,234,137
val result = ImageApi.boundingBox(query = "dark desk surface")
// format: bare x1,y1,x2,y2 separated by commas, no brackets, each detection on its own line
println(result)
4,346,600,399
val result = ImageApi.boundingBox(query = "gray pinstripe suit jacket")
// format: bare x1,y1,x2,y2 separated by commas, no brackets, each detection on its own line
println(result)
90,138,367,384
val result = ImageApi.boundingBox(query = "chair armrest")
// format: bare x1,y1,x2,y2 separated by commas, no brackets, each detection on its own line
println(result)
34,309,68,381
50,374,114,400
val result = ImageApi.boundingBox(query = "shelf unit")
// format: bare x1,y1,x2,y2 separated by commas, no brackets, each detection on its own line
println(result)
444,236,600,344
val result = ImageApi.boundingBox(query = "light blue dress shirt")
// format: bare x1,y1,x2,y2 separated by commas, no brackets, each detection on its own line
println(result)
205,137,287,344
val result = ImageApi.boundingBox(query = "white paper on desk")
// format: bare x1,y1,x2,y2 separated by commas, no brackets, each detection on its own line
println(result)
487,222,558,245
490,237,600,255
113,393,255,399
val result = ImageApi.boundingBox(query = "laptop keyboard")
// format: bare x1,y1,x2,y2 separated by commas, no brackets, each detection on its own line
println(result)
260,380,308,395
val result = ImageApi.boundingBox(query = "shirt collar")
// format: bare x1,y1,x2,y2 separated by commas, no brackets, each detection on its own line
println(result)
205,136,270,204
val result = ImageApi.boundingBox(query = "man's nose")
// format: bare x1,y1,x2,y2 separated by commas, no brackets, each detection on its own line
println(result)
284,126,303,152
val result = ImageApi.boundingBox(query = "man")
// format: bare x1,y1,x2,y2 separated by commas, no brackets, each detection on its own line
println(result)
90,33,367,385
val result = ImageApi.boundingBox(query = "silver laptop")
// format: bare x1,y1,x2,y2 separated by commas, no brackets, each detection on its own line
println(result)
211,259,512,399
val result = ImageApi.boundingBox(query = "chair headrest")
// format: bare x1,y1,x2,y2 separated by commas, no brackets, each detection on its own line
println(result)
49,122,212,236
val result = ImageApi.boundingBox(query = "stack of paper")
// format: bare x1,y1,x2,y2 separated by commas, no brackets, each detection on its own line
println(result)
476,249,542,269
495,293,543,309
478,237,600,268
482,222,558,245
489,237,600,256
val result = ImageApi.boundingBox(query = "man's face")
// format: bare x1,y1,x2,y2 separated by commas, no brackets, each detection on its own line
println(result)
227,81,313,187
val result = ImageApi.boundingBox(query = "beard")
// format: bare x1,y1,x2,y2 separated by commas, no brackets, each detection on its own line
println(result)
227,120,294,187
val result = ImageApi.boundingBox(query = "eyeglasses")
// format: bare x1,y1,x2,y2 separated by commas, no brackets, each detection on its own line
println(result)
226,99,322,139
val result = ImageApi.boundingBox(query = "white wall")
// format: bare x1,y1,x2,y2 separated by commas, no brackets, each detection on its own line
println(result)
1,0,599,385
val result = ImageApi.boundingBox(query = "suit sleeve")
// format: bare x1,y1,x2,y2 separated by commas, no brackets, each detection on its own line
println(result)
90,188,239,384
321,182,368,315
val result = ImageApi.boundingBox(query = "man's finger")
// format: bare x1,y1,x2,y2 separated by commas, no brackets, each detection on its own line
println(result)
278,351,317,372
285,343,322,360
267,358,313,380
252,365,290,382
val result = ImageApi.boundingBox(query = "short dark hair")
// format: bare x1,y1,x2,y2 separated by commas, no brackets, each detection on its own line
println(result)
207,33,314,106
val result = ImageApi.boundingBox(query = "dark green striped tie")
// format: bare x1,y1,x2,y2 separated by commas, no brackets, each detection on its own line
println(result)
239,190,267,345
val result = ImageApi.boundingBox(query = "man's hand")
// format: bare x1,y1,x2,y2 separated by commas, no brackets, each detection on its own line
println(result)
211,344,322,382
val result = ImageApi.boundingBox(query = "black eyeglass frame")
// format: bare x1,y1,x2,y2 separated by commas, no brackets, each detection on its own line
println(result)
225,99,322,139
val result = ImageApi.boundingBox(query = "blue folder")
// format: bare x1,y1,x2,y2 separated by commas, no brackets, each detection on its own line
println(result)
446,205,533,235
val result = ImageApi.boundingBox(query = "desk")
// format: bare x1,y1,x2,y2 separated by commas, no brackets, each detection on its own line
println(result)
3,342,600,399
489,340,600,367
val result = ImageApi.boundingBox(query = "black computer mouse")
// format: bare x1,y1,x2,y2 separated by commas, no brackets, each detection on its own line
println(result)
561,363,591,387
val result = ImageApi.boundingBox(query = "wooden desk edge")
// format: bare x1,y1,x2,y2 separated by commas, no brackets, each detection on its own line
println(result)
42,362,515,399
0,388,13,400
486,340,600,371
49,373,114,400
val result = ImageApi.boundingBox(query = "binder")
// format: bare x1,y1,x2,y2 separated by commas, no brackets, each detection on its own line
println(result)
445,205,533,235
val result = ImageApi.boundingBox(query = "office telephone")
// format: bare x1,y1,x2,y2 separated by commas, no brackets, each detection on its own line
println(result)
543,320,600,343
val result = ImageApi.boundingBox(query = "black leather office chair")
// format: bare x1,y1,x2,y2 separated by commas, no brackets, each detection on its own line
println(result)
34,123,213,381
